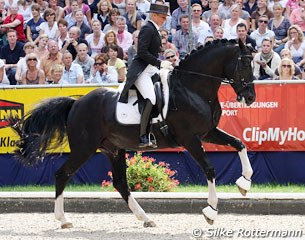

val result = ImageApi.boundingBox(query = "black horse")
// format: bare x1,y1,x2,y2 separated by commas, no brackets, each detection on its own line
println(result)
10,39,256,228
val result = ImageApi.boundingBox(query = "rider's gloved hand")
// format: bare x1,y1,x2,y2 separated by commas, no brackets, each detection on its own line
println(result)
160,60,174,71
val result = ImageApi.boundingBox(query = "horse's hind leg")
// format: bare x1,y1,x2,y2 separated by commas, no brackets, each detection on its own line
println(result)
54,143,98,228
204,127,253,196
183,136,218,225
106,149,156,227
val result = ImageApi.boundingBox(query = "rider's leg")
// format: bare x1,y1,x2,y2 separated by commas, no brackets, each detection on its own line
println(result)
134,65,158,147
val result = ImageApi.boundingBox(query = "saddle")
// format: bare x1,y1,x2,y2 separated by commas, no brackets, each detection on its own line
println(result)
116,69,170,125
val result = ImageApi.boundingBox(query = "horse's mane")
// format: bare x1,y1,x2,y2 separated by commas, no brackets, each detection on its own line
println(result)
177,39,238,69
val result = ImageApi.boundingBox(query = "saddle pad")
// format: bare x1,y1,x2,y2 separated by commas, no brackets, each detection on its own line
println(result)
116,68,170,125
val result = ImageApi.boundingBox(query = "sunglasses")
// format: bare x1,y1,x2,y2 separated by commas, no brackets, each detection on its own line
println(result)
27,58,37,61
46,13,55,17
166,55,175,60
94,62,104,66
193,9,201,12
282,64,292,68
259,20,268,24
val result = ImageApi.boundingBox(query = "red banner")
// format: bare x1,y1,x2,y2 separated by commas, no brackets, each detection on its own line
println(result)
204,83,305,151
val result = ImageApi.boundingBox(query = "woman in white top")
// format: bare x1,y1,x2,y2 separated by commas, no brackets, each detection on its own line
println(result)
222,4,246,40
284,25,305,68
57,18,69,50
38,9,59,40
4,0,18,11
0,59,9,85
112,0,126,15
34,34,49,61
18,0,32,26
91,53,118,83
85,19,105,57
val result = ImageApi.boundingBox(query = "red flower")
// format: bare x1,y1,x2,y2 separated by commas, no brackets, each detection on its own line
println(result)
134,183,141,190
149,186,155,192
147,177,153,183
158,161,166,167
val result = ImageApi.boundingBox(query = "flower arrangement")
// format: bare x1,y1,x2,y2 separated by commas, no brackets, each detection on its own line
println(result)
101,152,179,192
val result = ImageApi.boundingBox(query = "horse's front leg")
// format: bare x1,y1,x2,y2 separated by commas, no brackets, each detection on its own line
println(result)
204,127,253,196
183,136,218,225
107,149,156,228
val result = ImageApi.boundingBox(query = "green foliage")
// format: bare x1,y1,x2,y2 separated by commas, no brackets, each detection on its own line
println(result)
102,152,179,192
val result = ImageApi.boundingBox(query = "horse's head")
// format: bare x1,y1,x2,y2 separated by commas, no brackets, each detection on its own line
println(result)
229,39,256,106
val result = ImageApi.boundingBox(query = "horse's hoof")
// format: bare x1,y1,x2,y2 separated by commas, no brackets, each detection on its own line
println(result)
235,176,251,196
143,221,156,228
203,215,214,225
237,186,247,196
202,205,218,225
61,222,73,229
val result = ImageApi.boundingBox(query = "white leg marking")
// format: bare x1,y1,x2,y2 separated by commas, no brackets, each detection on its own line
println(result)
128,195,150,222
238,148,253,180
54,194,72,228
207,179,218,209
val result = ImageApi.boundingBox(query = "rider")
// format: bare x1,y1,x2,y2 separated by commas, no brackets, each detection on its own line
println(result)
118,3,173,148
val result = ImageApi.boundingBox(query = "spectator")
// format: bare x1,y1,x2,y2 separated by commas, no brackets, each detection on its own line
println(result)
0,0,8,26
0,58,9,85
234,0,251,30
236,22,257,53
284,25,305,67
290,0,305,33
116,16,133,58
107,44,126,82
48,64,64,84
160,36,178,59
136,0,150,21
101,30,124,59
0,29,25,85
86,19,105,57
274,58,300,80
170,0,189,35
75,0,92,26
1,4,26,42
172,15,198,59
34,34,49,61
61,50,84,84
155,0,171,32
18,0,32,26
73,43,94,80
202,0,225,23
103,8,121,33
90,52,118,83
251,0,273,31
61,26,89,60
93,0,112,31
48,0,65,22
204,36,214,45
285,0,299,17
40,39,63,81
213,26,224,39
112,0,126,15
222,4,246,40
278,48,303,78
73,9,91,39
38,9,59,40
26,4,45,45
15,42,38,84
57,19,69,50
218,0,234,19
198,13,221,45
65,0,89,29
35,0,48,15
124,0,142,33
21,53,45,85
163,48,179,67
269,3,291,54
253,37,281,80
243,0,257,16
250,15,275,51
127,29,139,67
191,3,209,35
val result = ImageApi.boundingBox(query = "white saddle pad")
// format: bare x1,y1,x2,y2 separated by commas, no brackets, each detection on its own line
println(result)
116,69,170,125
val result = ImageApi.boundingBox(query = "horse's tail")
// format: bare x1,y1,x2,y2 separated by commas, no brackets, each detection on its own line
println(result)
9,97,76,166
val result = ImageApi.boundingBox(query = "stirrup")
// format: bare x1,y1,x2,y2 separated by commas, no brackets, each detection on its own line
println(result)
148,132,158,148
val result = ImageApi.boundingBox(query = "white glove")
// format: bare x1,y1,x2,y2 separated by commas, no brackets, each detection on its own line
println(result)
160,60,174,70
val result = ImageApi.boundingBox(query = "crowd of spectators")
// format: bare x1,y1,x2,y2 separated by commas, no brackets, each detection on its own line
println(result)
0,0,305,86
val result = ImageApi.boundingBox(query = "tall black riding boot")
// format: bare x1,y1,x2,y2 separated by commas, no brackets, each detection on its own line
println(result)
139,99,157,148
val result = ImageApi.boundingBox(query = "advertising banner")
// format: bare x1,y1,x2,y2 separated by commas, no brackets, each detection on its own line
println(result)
1,83,305,153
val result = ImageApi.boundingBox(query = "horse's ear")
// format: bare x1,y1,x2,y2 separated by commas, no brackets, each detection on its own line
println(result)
238,38,246,52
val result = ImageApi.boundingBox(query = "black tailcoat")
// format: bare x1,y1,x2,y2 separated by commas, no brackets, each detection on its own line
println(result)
119,21,162,103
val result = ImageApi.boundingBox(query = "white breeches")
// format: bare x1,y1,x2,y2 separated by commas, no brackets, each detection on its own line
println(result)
134,64,158,105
